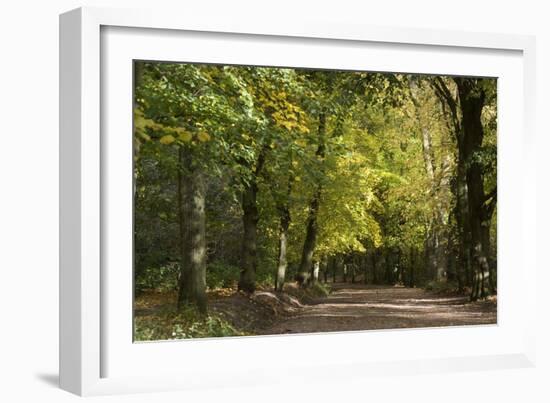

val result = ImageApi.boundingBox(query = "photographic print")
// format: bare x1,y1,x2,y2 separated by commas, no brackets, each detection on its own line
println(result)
133,62,497,341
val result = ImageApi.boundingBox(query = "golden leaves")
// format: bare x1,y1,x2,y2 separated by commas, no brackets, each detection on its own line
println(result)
197,131,211,142
159,135,175,145
177,130,192,143
134,109,209,145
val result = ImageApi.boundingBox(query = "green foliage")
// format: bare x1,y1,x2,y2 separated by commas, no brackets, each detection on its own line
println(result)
133,59,498,325
206,261,240,289
134,306,247,341
135,264,179,294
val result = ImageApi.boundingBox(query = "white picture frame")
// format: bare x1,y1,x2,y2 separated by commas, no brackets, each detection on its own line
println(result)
60,6,537,396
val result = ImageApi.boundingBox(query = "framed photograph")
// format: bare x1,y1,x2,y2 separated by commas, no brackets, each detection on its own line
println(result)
60,6,537,396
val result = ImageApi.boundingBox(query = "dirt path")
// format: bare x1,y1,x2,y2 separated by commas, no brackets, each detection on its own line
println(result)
258,283,496,335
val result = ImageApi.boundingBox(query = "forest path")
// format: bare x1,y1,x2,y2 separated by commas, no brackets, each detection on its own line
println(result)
258,283,496,335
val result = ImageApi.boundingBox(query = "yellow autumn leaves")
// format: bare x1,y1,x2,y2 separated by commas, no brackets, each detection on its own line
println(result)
159,129,211,145
159,135,175,145
136,108,213,146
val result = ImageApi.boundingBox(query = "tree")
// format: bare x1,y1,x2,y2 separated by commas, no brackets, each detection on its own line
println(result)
454,77,496,300
133,62,498,319
134,62,258,311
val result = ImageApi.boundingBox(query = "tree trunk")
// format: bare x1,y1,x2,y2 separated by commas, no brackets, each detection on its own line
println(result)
321,255,328,283
238,146,268,293
455,78,491,301
274,206,290,292
363,253,369,284
430,78,471,287
481,222,496,294
239,183,259,293
297,113,326,285
371,250,379,284
456,146,472,289
408,247,416,288
412,85,448,283
177,147,207,314
396,249,403,284
312,261,320,284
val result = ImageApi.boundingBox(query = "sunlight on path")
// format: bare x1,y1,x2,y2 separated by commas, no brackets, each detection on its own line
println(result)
259,284,496,335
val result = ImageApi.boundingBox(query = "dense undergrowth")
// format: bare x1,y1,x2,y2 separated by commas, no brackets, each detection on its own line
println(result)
134,280,332,341
134,305,248,341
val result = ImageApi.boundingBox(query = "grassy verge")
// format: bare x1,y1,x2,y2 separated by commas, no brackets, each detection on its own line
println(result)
134,305,248,341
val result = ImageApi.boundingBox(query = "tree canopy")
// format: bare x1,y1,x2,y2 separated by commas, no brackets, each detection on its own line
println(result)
133,61,497,323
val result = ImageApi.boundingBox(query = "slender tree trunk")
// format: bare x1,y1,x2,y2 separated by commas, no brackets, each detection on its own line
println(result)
397,249,403,284
363,253,369,284
412,85,448,283
274,207,290,292
446,233,458,283
297,113,326,285
332,256,337,283
177,147,207,313
408,247,416,288
468,200,491,301
321,255,328,283
481,222,496,294
312,261,320,284
371,250,379,284
384,249,393,284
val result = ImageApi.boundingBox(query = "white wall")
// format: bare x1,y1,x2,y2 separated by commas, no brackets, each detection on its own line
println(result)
0,1,548,402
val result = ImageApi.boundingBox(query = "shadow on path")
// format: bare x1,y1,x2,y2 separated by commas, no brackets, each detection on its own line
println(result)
259,283,496,335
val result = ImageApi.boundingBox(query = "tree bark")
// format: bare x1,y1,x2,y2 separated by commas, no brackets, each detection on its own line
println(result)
238,146,268,293
431,77,471,289
322,256,328,283
456,141,472,289
411,84,448,283
408,247,416,288
371,249,379,284
274,174,294,292
312,261,320,284
342,263,347,283
239,182,259,293
297,113,326,285
454,78,492,301
274,206,290,292
177,147,207,314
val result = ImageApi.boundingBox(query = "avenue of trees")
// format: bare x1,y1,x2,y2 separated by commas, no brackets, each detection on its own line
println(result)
133,61,497,314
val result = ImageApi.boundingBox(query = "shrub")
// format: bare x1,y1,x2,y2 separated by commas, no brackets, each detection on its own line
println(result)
135,263,179,294
206,261,240,289
255,267,275,289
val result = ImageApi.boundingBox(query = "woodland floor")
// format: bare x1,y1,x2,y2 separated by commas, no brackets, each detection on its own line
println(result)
135,283,497,338
257,283,496,335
